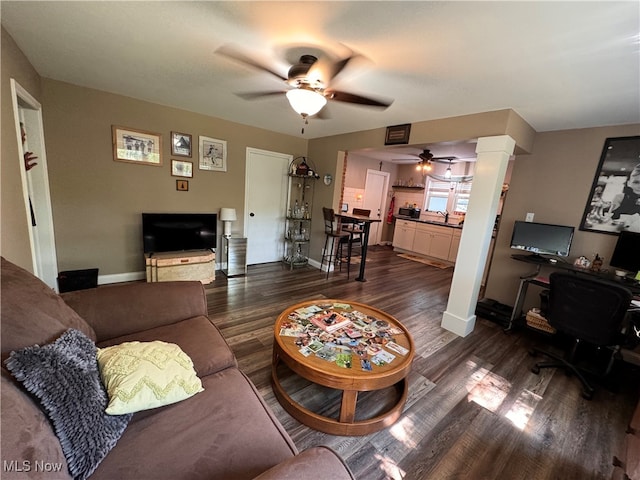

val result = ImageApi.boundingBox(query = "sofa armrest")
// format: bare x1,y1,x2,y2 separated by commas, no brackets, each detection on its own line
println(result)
252,446,355,480
61,281,208,342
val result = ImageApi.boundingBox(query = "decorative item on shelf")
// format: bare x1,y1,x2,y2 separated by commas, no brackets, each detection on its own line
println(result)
573,256,591,269
296,157,309,176
590,254,603,272
290,156,320,179
220,208,237,238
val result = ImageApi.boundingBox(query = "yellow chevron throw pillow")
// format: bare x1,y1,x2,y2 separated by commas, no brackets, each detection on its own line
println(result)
97,341,204,415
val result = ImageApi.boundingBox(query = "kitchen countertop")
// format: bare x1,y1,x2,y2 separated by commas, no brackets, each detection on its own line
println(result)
394,215,463,229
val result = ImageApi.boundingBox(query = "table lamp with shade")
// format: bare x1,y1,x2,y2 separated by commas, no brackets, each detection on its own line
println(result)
220,208,237,238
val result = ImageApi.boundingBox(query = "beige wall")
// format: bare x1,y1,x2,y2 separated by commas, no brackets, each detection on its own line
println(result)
485,124,640,311
1,26,42,271
39,79,306,276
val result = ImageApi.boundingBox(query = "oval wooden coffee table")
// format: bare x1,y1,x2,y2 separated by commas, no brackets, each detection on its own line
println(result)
272,299,414,436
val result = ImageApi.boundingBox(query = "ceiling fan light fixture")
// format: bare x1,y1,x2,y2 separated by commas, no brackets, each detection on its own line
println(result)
286,88,327,116
445,161,452,179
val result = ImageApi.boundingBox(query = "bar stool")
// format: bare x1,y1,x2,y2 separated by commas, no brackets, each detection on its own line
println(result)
341,208,370,259
321,207,351,278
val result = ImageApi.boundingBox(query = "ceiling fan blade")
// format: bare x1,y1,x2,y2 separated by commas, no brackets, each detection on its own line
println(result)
216,45,287,82
235,90,287,100
307,54,358,85
325,90,393,108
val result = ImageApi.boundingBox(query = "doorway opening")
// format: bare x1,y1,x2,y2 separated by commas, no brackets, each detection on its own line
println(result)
10,79,58,289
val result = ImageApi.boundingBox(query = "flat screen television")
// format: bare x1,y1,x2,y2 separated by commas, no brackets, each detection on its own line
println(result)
509,221,575,257
142,213,217,254
609,231,640,274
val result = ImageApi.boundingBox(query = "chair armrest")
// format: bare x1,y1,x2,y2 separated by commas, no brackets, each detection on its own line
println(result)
61,281,208,342
252,446,355,480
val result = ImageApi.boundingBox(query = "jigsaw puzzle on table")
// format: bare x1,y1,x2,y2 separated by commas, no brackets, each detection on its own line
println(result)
279,302,409,371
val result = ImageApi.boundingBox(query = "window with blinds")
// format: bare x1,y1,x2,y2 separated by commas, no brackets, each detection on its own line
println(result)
424,179,473,213
425,180,451,212
453,182,472,213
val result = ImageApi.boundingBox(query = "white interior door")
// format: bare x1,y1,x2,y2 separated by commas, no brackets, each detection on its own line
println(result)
245,148,291,264
11,79,59,289
363,169,389,245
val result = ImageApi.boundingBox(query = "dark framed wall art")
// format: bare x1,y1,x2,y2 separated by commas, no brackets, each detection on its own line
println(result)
171,131,192,157
579,135,640,235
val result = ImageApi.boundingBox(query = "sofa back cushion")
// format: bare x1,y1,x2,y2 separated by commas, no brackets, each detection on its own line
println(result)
1,257,96,363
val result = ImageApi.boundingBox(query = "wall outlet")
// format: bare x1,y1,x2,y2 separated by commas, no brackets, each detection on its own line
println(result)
525,212,535,222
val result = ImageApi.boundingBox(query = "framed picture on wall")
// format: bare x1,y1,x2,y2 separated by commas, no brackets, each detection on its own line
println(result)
579,135,640,235
199,136,227,172
171,131,192,157
171,160,193,178
112,126,162,166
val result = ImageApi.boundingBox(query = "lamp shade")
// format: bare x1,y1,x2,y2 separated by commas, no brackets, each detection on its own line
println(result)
285,89,327,116
220,208,237,222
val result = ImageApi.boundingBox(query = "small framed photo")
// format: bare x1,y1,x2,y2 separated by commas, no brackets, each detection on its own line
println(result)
171,131,192,157
171,159,193,178
385,124,411,145
176,180,189,191
112,126,162,166
199,136,227,172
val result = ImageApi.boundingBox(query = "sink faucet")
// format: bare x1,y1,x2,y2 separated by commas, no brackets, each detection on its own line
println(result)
438,211,449,223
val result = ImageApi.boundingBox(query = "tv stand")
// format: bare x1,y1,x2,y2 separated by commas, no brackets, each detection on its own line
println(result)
145,249,215,284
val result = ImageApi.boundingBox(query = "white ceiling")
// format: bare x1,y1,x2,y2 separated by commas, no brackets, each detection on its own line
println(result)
2,1,639,159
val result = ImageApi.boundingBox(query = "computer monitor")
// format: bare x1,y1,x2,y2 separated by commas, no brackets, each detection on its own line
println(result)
509,221,575,258
609,231,640,274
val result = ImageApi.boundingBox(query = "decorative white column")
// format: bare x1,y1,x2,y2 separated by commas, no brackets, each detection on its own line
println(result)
441,135,515,337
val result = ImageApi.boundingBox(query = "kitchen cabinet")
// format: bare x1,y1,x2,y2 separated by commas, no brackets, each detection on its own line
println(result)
392,219,416,251
448,229,462,262
413,223,453,260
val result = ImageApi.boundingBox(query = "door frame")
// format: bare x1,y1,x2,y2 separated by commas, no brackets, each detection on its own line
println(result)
10,79,59,289
363,169,390,245
244,147,292,264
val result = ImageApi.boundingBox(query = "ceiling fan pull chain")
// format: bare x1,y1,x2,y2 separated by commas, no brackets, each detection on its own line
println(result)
301,115,309,135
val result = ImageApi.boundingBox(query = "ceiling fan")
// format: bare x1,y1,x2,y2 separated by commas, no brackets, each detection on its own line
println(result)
393,149,457,174
216,45,393,132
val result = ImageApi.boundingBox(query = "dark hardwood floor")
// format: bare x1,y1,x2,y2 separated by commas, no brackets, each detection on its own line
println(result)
204,246,639,480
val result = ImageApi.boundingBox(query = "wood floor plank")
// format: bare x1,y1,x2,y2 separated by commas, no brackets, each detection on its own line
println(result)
205,246,639,479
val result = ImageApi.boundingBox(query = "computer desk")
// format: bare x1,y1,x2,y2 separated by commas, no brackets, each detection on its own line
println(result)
507,254,640,331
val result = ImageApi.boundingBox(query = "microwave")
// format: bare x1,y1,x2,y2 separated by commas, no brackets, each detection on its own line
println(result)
398,207,421,218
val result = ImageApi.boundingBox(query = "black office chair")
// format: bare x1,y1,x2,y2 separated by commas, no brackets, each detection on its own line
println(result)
530,272,632,400
340,208,370,259
321,207,351,278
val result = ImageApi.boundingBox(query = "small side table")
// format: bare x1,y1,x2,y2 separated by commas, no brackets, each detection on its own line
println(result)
222,237,247,277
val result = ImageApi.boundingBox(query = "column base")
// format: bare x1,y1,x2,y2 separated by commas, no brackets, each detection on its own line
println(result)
442,311,476,337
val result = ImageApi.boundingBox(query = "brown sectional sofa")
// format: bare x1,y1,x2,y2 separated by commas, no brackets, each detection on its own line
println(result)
1,257,355,479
